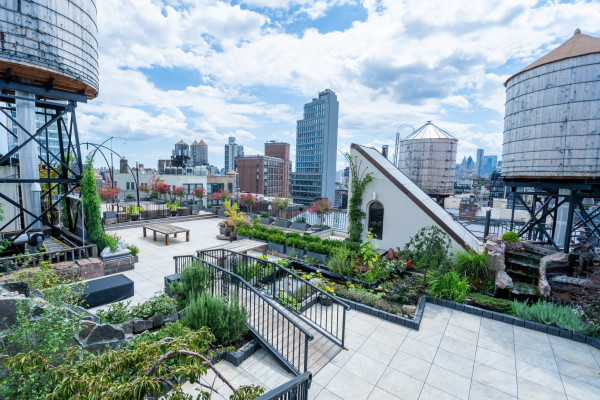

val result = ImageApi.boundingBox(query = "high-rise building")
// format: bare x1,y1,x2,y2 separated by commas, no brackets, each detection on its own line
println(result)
290,89,339,204
236,141,291,197
483,155,498,177
191,139,208,166
224,137,243,172
476,148,485,177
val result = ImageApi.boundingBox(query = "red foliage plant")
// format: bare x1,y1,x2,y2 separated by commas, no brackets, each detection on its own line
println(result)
97,186,121,202
192,187,205,199
171,186,186,198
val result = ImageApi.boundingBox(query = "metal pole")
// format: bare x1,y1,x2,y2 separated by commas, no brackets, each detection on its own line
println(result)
136,161,140,209
483,209,491,240
564,191,576,253
510,187,517,231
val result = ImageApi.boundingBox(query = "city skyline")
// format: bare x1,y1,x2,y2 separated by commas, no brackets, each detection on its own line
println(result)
73,1,600,171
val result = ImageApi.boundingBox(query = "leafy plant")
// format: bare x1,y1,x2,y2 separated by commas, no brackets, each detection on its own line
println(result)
276,291,299,310
96,301,132,324
345,152,374,242
272,195,290,213
239,193,258,214
386,275,424,305
402,226,452,270
130,293,178,320
468,293,515,315
166,199,180,211
171,185,186,199
126,244,140,256
335,285,404,315
170,261,211,307
126,205,144,215
80,155,118,252
308,198,334,226
427,270,469,302
453,250,492,280
328,246,353,277
184,292,249,345
260,211,270,218
295,215,307,224
97,186,121,202
512,300,598,335
0,238,11,253
502,231,519,243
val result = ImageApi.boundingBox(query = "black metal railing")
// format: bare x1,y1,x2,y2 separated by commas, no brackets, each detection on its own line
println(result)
173,255,313,375
256,371,312,400
197,249,349,349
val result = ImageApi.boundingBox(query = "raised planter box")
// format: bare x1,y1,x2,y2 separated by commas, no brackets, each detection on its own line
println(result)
285,246,306,258
305,251,328,265
274,219,291,228
288,260,380,289
267,242,286,254
103,211,117,219
259,217,274,225
291,222,310,231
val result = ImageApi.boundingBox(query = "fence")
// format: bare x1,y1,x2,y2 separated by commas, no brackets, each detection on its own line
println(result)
198,249,349,348
173,255,314,374
256,371,312,400
0,244,98,273
103,201,197,224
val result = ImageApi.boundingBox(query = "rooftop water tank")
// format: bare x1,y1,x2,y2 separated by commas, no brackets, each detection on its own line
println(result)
397,121,458,196
0,0,99,99
502,30,600,180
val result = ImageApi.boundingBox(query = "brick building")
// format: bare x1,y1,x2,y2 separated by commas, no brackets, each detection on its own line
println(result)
235,141,291,197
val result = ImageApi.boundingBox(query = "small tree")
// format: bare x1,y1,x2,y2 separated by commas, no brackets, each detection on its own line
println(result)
193,187,205,206
272,195,290,218
239,193,258,214
97,186,121,202
149,176,170,199
308,198,334,226
139,183,150,196
213,189,232,206
171,186,186,201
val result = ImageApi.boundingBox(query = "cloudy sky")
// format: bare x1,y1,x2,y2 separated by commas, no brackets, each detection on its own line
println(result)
78,0,600,171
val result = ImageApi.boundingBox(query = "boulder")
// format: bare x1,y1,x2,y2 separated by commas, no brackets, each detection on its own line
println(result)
78,320,98,341
495,270,514,290
133,318,153,334
150,315,163,329
0,282,30,297
538,252,570,297
166,311,180,323
30,289,43,298
402,304,417,315
0,295,27,327
81,323,125,352
120,321,134,335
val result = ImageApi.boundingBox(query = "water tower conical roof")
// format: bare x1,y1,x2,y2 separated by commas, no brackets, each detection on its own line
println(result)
402,121,457,141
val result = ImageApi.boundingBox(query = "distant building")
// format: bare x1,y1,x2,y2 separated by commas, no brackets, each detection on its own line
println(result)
483,155,499,178
488,171,506,207
171,140,190,168
476,148,485,177
236,141,291,197
190,139,208,166
224,137,244,172
119,158,128,174
290,89,339,204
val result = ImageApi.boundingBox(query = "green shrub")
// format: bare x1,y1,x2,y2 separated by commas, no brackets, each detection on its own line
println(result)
126,244,140,256
170,261,211,307
267,233,286,245
306,241,327,255
96,301,132,324
502,231,519,243
130,293,178,320
286,236,308,250
328,246,353,277
260,212,269,218
427,270,469,302
468,293,515,315
402,226,452,270
184,292,248,345
453,250,492,280
125,320,189,349
512,300,598,335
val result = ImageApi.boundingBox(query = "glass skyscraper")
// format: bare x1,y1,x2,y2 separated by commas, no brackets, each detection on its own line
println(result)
291,89,339,204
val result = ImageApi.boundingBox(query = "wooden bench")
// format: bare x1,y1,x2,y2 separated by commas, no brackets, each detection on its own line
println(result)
142,223,190,246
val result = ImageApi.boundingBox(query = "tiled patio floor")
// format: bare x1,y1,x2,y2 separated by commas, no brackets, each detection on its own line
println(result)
309,304,600,400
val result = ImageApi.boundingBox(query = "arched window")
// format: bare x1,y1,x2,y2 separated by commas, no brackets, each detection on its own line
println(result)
368,201,384,239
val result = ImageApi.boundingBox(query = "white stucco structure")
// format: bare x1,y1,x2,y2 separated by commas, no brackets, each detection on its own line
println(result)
349,144,480,251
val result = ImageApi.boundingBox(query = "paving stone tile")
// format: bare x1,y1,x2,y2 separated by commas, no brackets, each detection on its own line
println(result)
343,352,387,384
357,338,397,365
371,325,408,348
419,383,461,400
513,325,550,341
400,337,439,363
551,342,598,369
548,334,594,352
480,319,515,342
469,381,517,400
515,359,564,394
308,382,324,400
425,365,471,400
422,304,453,321
420,316,449,332
514,344,558,372
389,351,432,381
378,320,413,335
478,333,515,358
472,363,518,397
345,330,368,350
367,386,402,400
314,388,344,400
347,317,379,337
559,375,600,400
516,377,566,400
433,349,474,379
439,335,477,360
408,327,444,347
475,347,516,375
513,332,553,353
448,311,481,333
377,368,425,400
313,362,341,387
330,349,354,368
444,323,479,346
556,357,600,388
325,369,374,400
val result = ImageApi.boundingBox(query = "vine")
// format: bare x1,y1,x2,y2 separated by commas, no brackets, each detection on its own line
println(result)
80,154,117,252
344,152,374,242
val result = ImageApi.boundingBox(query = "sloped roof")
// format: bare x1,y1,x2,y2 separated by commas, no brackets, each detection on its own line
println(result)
505,30,600,86
191,140,198,145
175,139,188,145
198,139,207,146
226,170,238,175
402,121,457,141
352,144,480,251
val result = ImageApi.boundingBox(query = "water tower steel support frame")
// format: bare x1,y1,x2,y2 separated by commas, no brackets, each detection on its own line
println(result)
0,81,87,241
505,180,600,253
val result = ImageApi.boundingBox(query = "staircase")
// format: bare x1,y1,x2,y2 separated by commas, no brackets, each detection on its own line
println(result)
505,251,543,300
174,251,349,376
43,236,70,252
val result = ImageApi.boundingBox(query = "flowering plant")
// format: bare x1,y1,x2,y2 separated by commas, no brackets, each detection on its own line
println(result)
239,193,259,214
213,189,232,204
171,186,186,199
97,186,121,202
192,187,205,200
139,184,150,194
308,198,333,226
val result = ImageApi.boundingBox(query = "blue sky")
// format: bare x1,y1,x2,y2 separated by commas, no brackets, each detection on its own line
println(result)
78,0,600,171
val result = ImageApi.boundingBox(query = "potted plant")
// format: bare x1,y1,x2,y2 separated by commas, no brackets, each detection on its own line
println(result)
272,195,290,219
139,183,151,200
259,211,273,225
192,187,205,208
222,200,249,242
319,282,336,306
291,215,309,231
127,205,144,221
166,200,179,216
239,193,259,215
274,218,291,228
308,198,334,230
127,244,140,263
267,233,286,254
